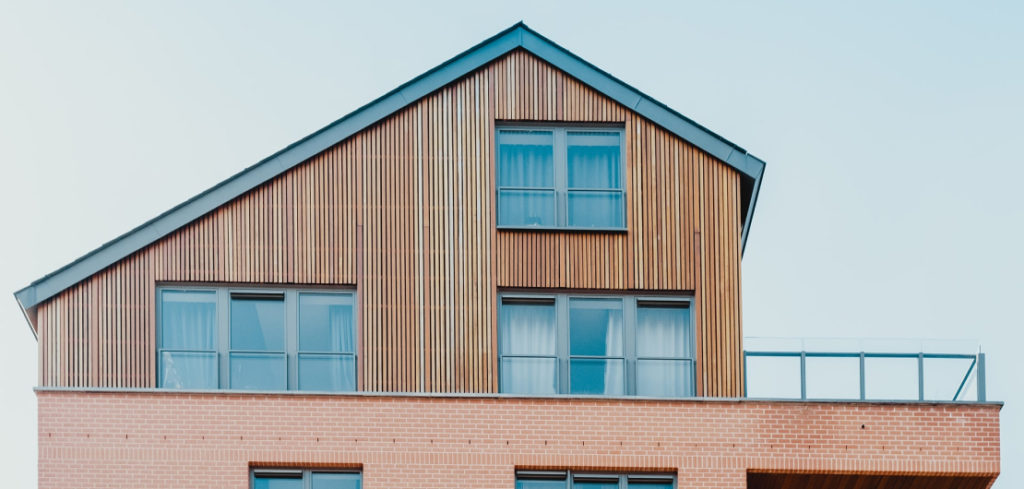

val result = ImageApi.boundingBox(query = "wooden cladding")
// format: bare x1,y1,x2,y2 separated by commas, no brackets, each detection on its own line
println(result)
35,49,744,396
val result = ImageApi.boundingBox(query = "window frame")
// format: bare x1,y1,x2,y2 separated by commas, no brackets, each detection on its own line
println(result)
496,124,627,231
250,468,361,489
156,284,358,391
497,292,694,397
516,470,676,489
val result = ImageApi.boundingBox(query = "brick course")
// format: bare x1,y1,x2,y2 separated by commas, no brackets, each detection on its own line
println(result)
37,390,1000,488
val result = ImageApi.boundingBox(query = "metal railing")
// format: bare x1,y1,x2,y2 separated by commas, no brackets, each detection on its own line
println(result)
743,338,986,402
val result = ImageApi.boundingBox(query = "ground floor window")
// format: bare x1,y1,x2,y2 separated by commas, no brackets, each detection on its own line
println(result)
252,469,360,489
516,470,674,489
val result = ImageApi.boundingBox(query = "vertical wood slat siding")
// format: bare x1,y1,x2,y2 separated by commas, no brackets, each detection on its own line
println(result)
34,49,744,396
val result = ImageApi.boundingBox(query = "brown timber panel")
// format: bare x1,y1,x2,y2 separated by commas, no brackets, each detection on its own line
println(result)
35,144,358,388
35,49,743,396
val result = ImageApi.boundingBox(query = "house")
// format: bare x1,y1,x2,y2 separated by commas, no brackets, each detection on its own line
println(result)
15,23,1000,489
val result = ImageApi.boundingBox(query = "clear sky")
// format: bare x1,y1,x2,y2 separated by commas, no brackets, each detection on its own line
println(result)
1,1,1020,487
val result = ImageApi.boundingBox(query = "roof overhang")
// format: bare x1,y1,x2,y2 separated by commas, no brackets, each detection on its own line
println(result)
14,22,766,334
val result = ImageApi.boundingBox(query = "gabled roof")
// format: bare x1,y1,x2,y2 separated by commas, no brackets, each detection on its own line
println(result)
14,22,766,330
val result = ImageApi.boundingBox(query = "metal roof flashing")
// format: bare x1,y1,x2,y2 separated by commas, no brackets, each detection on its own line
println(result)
13,22,767,331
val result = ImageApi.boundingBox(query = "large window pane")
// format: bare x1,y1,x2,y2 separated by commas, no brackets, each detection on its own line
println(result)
498,189,555,227
254,477,303,489
636,306,691,358
160,290,216,350
500,302,556,355
299,294,354,353
498,130,554,187
567,132,621,189
567,191,623,228
231,296,285,351
574,481,619,489
636,359,693,397
570,358,624,395
569,299,623,356
501,357,558,395
517,480,566,489
230,353,286,390
299,354,356,391
159,351,217,389
311,472,361,489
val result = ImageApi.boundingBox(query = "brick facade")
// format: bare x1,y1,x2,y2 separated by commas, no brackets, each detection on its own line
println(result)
37,390,1000,488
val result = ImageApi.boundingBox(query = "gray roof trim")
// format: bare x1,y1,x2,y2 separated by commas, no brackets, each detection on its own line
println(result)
15,22,767,320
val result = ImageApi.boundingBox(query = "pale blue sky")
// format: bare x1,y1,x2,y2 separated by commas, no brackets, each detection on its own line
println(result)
1,1,1020,487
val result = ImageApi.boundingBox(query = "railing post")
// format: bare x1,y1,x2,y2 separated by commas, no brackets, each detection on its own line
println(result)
977,353,986,402
800,351,807,400
743,351,748,398
918,352,925,401
859,352,866,400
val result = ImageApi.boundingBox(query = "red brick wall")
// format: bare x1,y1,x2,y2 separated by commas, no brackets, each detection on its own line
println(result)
37,390,1000,489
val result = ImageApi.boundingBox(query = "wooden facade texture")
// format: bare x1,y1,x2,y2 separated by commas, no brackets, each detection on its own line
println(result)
35,50,745,396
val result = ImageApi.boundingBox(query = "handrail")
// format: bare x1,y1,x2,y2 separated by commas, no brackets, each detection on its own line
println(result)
743,349,986,402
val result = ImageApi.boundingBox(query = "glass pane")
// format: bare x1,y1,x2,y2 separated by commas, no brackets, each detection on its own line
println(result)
924,356,977,401
517,480,566,489
567,191,624,228
159,351,217,389
311,472,361,489
805,356,861,399
569,298,623,356
574,481,619,489
299,354,356,392
254,477,303,489
500,357,558,395
499,302,556,355
160,290,216,350
636,359,693,397
864,356,920,400
299,293,355,353
230,353,286,390
567,131,621,189
498,189,555,227
230,296,285,351
745,355,801,399
498,130,554,187
636,305,691,358
570,358,624,395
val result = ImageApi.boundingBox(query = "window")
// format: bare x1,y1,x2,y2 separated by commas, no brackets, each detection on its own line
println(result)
517,470,674,489
252,469,360,489
158,287,356,391
499,294,694,397
497,127,625,229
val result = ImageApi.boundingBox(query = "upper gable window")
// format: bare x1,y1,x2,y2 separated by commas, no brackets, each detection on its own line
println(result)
497,127,625,230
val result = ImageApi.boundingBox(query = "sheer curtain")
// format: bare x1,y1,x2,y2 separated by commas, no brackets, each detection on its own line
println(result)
636,306,693,397
498,131,554,226
567,132,622,228
500,302,557,394
160,291,217,389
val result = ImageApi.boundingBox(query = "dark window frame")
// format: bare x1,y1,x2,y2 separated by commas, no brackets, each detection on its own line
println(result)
516,470,676,488
156,285,357,391
251,468,361,489
498,292,695,397
496,124,627,231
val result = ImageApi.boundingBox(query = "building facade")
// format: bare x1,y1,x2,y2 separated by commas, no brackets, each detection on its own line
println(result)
16,24,1000,489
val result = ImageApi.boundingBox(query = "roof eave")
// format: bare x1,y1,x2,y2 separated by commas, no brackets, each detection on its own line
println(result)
14,22,767,325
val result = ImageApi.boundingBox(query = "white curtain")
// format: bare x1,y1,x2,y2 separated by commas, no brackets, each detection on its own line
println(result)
567,133,622,227
636,306,693,397
160,291,217,389
498,131,555,226
500,303,557,394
